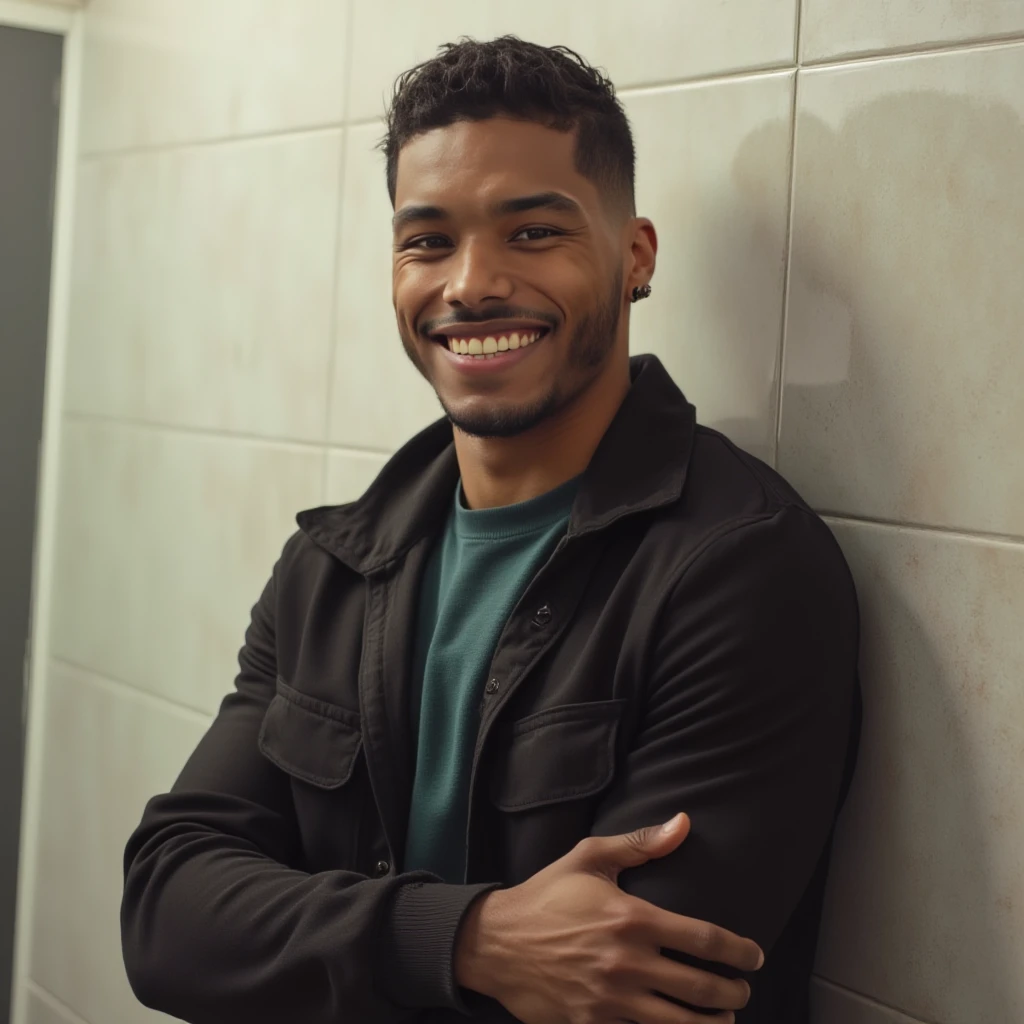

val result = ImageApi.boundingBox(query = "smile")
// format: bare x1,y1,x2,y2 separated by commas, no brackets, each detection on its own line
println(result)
439,330,546,359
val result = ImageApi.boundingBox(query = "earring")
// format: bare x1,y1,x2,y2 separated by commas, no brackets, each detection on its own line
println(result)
631,284,652,303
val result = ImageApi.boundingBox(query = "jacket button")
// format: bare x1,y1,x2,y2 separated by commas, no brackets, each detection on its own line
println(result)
484,678,500,695
532,604,553,627
372,859,390,877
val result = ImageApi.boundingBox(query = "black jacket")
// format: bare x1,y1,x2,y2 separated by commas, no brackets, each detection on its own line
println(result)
122,354,860,1024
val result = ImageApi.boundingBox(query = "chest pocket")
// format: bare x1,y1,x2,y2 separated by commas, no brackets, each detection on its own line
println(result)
258,677,362,789
489,698,627,811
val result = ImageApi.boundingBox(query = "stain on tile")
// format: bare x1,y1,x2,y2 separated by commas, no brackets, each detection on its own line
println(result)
768,47,1024,535
626,73,795,464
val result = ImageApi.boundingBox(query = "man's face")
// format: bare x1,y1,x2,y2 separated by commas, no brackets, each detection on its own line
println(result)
391,117,628,438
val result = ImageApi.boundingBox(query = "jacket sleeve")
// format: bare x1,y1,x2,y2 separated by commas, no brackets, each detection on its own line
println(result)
120,536,499,1024
590,505,860,966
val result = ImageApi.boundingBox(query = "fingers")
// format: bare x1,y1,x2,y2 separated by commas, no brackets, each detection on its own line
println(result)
651,907,763,974
572,814,692,877
644,956,751,1012
621,992,737,1024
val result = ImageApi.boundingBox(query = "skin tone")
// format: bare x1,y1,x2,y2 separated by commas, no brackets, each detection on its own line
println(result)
391,115,656,510
390,116,762,1023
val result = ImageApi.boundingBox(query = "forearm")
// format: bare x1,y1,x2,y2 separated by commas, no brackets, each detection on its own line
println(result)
122,797,498,1024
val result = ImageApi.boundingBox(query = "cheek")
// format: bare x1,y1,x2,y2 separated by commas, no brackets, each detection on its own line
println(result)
391,269,420,331
530,250,603,306
393,262,439,330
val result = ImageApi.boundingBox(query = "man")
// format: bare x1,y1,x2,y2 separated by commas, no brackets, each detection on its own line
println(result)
122,36,860,1024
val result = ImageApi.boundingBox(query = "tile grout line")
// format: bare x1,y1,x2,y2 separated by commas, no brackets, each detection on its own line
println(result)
794,0,805,66
821,511,1024,548
802,30,1024,72
25,978,94,1024
321,0,359,503
347,113,386,130
77,120,347,163
772,59,802,468
52,657,214,725
813,976,941,1024
617,60,795,97
60,409,1022,546
62,409,394,458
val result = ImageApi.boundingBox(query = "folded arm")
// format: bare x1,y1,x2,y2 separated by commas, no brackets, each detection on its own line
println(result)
592,506,860,961
120,539,496,1024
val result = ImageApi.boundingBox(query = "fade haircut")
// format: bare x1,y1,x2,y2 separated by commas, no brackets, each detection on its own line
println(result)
380,35,636,215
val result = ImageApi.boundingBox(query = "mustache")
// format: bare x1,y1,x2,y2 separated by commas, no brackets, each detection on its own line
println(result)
419,306,559,336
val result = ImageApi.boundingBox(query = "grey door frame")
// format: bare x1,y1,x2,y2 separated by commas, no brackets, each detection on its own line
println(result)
0,4,82,1023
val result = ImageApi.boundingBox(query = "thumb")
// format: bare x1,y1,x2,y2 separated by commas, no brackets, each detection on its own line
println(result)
576,813,691,879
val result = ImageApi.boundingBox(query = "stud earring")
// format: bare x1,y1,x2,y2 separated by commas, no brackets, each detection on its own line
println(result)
630,284,652,303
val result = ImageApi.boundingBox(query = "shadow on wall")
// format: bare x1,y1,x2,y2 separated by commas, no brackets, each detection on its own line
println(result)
729,89,1023,1022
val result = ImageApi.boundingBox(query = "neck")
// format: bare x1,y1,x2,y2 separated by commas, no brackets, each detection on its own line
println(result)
454,355,631,510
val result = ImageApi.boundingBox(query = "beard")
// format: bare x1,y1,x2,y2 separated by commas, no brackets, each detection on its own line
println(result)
404,269,624,440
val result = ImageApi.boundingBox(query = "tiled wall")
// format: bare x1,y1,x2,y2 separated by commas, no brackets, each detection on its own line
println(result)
17,2,1024,1023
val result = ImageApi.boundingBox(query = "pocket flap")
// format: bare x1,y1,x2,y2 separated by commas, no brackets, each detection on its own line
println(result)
258,678,362,789
489,699,626,812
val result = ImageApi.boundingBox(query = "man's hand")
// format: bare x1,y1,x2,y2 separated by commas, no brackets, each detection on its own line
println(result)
454,813,762,1024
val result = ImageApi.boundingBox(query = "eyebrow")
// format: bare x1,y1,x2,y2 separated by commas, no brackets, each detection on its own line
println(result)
392,191,583,232
392,204,445,232
494,191,583,217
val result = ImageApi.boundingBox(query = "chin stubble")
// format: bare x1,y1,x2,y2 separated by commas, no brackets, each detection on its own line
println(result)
434,273,624,440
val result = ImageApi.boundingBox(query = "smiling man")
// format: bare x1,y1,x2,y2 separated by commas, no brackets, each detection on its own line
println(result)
122,37,861,1024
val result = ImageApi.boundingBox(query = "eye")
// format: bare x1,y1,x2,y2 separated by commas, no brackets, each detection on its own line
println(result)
511,226,562,242
398,234,452,252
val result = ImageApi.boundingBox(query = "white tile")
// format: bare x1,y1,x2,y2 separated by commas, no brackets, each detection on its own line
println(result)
327,123,446,451
25,987,85,1024
66,132,342,441
348,0,797,122
325,449,389,505
802,0,1024,63
79,0,349,153
779,46,1024,534
30,663,209,1024
810,978,926,1024
51,420,324,714
815,522,1024,1024
627,76,795,463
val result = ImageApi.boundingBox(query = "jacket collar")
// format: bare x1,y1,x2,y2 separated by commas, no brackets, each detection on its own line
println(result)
297,354,696,575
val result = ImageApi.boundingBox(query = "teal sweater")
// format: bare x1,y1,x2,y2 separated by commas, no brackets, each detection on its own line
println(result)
403,475,579,883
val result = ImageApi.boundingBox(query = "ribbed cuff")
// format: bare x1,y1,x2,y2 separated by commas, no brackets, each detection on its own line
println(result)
385,880,502,1013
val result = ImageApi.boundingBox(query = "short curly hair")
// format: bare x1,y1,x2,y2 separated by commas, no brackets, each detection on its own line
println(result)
380,35,635,213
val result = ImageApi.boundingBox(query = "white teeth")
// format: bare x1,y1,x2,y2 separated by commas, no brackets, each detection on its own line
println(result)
444,330,544,357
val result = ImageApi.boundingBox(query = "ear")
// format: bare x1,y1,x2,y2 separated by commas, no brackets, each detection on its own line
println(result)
625,217,657,298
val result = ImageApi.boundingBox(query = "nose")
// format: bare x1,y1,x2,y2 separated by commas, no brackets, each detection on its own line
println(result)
441,237,513,307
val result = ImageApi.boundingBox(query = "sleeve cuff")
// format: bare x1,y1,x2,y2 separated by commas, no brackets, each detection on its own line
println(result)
384,880,502,1013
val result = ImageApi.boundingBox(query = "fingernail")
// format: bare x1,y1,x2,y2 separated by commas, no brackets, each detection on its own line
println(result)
661,813,682,834
755,949,765,970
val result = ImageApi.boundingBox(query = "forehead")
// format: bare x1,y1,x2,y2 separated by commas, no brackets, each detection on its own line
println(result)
394,117,598,212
